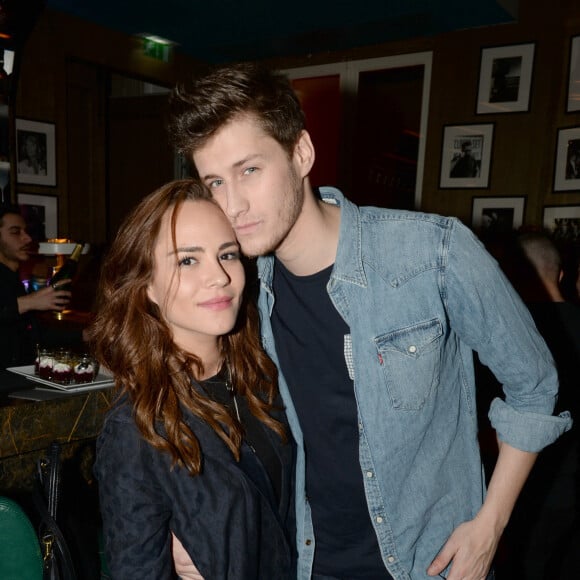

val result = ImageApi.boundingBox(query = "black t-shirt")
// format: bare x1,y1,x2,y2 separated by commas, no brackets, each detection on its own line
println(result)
0,262,38,368
271,259,391,579
0,263,84,369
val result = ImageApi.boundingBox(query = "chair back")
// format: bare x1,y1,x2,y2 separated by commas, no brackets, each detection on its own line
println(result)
0,496,43,580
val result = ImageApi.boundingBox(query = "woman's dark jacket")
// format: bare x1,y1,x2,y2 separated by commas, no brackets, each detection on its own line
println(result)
94,395,295,579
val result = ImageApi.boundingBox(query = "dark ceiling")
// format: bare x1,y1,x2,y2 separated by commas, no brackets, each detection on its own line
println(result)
45,0,517,64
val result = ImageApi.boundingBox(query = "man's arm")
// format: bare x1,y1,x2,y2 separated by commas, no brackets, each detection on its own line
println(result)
17,282,71,313
427,441,536,579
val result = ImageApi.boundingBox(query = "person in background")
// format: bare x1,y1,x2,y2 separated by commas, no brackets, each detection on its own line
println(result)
0,204,73,369
90,179,295,579
561,241,580,304
168,62,571,580
493,231,580,579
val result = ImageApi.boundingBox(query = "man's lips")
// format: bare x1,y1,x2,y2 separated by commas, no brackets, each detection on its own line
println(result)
234,221,259,235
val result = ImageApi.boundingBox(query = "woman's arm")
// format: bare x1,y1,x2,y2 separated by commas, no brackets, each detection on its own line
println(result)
95,411,174,579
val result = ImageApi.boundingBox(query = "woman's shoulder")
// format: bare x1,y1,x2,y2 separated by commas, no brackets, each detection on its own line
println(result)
101,396,135,428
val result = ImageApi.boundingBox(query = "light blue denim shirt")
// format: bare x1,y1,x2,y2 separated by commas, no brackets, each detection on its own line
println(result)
257,187,572,580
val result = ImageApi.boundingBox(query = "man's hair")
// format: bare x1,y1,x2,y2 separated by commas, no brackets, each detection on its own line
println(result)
517,232,562,282
168,62,305,162
0,204,22,227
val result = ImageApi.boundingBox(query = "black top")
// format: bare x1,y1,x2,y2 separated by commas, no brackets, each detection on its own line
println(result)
271,259,392,579
0,262,38,368
198,371,282,504
0,262,84,369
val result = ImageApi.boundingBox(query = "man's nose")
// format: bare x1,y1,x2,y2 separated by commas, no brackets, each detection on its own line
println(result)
223,186,249,219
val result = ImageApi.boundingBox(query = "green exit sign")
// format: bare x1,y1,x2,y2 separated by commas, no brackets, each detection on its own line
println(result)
143,39,171,62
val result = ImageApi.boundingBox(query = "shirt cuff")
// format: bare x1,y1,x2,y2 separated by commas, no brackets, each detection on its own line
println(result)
489,397,573,453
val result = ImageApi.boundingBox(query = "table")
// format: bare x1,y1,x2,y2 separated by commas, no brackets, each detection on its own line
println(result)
0,369,113,494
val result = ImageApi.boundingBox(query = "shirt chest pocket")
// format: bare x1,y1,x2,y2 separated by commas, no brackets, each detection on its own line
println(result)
374,318,443,410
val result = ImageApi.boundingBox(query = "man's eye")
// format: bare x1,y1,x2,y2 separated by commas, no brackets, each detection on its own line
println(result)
243,167,257,175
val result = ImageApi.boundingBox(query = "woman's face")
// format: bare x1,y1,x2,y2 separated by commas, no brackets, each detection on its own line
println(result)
148,199,245,354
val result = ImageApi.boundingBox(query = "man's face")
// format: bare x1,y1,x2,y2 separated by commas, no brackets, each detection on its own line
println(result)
0,213,32,269
193,114,310,258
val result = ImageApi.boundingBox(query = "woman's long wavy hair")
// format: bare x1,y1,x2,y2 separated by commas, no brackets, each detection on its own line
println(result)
89,179,285,476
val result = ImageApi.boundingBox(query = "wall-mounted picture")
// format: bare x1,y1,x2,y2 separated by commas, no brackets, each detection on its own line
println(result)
0,162,10,203
15,118,56,186
476,43,535,114
553,126,580,191
439,123,494,189
567,35,580,113
472,196,526,234
543,205,580,242
17,193,58,241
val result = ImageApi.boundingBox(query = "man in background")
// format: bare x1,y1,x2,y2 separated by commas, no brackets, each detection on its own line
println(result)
496,232,580,579
0,204,72,368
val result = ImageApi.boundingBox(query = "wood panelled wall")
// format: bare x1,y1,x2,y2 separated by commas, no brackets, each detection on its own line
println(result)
15,0,580,243
15,9,204,243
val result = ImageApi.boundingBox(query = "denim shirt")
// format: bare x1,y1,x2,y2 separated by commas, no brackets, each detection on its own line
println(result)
257,187,572,580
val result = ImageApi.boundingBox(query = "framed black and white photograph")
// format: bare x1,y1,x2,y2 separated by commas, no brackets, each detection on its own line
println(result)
15,119,56,186
543,205,580,242
476,43,535,114
17,193,58,241
553,126,580,191
0,162,10,203
471,196,526,234
567,35,580,113
439,123,494,189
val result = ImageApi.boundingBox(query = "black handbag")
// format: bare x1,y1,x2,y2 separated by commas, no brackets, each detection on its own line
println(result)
33,441,78,580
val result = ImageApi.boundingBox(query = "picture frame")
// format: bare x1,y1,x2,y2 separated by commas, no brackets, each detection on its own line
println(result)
567,35,580,113
476,43,535,114
439,123,494,189
553,126,580,192
15,118,56,186
471,196,526,234
17,193,58,241
543,205,580,242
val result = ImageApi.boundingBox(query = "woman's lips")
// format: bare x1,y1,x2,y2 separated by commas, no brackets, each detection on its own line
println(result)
198,296,234,310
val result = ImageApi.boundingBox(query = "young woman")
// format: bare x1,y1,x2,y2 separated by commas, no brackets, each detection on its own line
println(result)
90,179,295,579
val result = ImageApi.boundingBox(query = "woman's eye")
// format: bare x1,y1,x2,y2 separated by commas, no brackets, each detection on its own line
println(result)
178,256,197,267
221,251,241,261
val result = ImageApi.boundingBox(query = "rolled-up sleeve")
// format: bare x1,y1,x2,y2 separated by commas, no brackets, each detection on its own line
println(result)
445,219,573,451
489,398,571,452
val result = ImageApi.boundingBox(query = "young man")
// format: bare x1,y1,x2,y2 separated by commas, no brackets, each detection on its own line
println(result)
0,205,72,368
169,63,571,580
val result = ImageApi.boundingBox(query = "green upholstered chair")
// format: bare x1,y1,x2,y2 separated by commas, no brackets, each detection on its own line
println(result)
0,496,43,580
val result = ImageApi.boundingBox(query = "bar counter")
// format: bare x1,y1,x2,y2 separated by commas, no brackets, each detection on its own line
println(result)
0,369,113,494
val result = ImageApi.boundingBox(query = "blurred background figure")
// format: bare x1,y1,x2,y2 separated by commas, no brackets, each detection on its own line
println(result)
0,204,80,369
494,231,580,579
